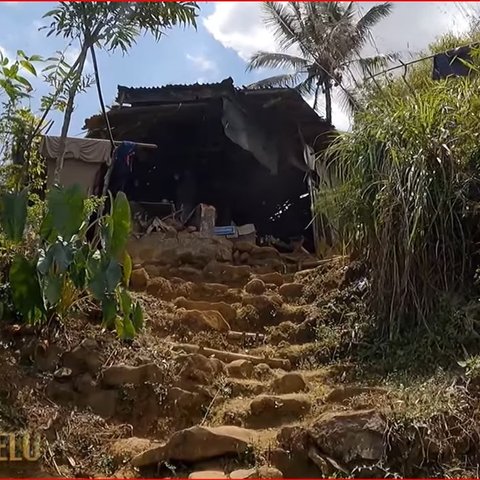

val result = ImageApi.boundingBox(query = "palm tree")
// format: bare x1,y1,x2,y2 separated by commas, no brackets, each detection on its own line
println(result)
42,2,199,183
247,2,394,124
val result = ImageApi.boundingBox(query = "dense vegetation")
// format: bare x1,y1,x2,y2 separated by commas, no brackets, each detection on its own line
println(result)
0,2,198,338
317,30,480,346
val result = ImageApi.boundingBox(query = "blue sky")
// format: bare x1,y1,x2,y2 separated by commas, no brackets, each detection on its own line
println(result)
0,1,475,133
0,2,272,136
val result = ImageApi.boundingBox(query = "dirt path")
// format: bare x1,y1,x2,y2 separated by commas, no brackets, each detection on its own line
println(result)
2,245,473,478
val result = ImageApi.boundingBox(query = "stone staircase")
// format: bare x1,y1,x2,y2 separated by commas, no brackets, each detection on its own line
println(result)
37,243,384,478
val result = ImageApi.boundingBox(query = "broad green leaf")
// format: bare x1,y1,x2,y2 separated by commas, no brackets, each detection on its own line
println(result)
88,256,122,301
123,251,132,286
132,303,144,332
38,242,73,275
109,192,131,257
102,297,117,328
0,190,27,243
47,185,85,241
20,60,37,76
9,256,45,324
39,212,56,242
114,315,124,338
119,288,132,318
69,245,89,290
123,316,136,340
44,274,63,306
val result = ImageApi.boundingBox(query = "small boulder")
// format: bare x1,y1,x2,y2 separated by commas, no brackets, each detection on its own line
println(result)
249,394,311,426
73,372,96,393
189,471,227,479
168,387,211,416
62,338,102,375
244,279,266,295
253,363,272,380
229,468,256,479
176,353,225,386
130,268,150,291
308,409,386,464
226,360,254,379
174,297,236,324
146,276,174,300
131,425,257,466
255,272,284,286
241,294,282,314
278,283,304,300
271,373,307,394
101,363,163,387
176,309,230,332
109,437,157,467
256,466,283,478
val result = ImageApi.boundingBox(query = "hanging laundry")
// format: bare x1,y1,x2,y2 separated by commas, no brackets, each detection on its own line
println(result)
432,44,475,80
109,141,137,196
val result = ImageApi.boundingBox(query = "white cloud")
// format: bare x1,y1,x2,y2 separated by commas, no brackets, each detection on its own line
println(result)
204,2,474,130
186,53,218,74
203,2,277,62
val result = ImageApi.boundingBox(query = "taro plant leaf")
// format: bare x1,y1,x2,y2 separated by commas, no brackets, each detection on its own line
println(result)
102,296,117,328
108,192,131,257
69,245,89,289
123,251,132,287
47,185,85,241
114,315,124,338
119,288,132,318
39,212,56,242
38,242,74,275
88,256,122,301
0,190,27,243
132,302,144,331
123,315,136,340
43,274,64,306
9,256,45,324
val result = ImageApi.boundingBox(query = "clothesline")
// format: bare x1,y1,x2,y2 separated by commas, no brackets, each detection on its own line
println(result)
369,41,478,79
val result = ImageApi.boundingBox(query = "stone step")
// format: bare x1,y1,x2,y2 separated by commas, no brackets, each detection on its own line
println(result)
171,343,291,371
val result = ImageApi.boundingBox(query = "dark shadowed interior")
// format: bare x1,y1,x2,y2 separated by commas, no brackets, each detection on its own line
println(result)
84,79,333,252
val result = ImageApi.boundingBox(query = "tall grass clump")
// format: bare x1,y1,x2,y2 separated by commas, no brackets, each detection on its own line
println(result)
317,33,480,340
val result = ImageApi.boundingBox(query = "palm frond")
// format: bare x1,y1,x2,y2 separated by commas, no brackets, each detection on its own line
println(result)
247,72,306,89
247,51,308,72
262,2,302,52
357,3,393,35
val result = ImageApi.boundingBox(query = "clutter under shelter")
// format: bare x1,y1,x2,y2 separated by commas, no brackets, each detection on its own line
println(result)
83,78,334,254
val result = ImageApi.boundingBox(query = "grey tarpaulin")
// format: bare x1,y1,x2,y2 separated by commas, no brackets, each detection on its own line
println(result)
40,136,113,165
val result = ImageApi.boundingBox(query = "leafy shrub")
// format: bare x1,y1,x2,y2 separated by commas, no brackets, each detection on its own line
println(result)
0,185,142,339
316,32,480,339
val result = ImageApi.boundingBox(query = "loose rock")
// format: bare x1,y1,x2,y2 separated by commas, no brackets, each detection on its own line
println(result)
174,297,236,324
226,360,254,379
308,409,386,464
244,279,266,295
131,425,257,466
102,363,163,387
108,437,157,467
271,373,307,394
130,268,150,291
279,283,304,300
176,309,230,332
249,394,311,426
189,471,227,479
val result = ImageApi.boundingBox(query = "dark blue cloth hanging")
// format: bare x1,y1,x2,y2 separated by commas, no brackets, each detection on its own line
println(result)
109,141,136,195
432,45,474,80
